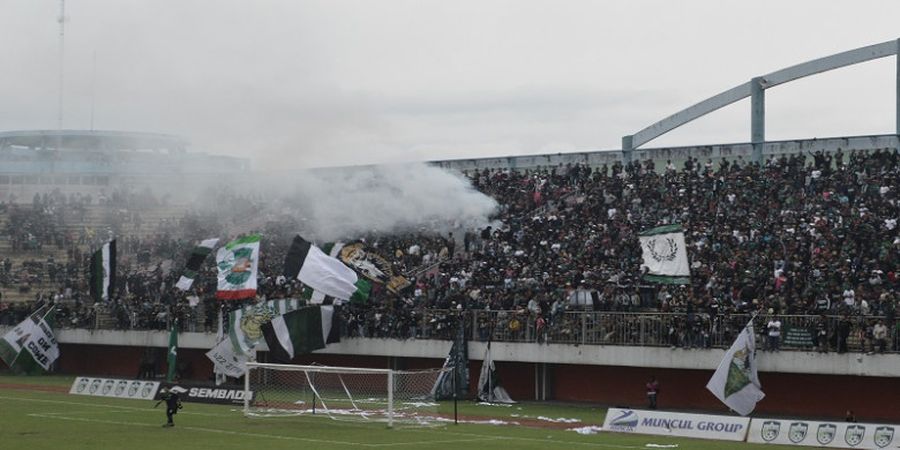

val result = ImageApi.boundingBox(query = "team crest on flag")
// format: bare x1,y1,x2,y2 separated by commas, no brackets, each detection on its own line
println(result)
761,421,781,442
239,308,277,344
215,235,260,300
220,247,254,284
334,242,411,293
845,425,866,447
638,224,690,284
724,346,752,397
817,424,836,444
226,299,301,356
789,422,808,443
874,426,894,448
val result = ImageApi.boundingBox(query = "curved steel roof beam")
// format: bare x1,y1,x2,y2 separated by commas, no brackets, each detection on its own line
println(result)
630,39,899,149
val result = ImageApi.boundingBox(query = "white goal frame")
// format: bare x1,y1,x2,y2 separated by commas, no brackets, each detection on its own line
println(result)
245,362,406,427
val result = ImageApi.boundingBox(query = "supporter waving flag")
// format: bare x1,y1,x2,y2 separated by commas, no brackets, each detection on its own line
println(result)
706,317,765,416
0,305,58,374
639,224,690,284
215,235,260,300
89,239,116,302
283,236,370,303
175,238,219,291
260,305,340,362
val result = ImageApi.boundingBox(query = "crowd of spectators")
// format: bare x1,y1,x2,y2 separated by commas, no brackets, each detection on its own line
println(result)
0,148,897,354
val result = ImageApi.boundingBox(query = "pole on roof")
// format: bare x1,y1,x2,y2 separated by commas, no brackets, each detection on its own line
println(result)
57,0,66,133
896,39,900,137
622,135,633,164
751,76,765,164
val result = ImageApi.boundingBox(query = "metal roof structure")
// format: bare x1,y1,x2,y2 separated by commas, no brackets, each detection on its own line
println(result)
0,130,189,153
622,39,900,162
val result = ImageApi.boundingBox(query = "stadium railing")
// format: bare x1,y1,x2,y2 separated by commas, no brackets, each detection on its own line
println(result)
38,307,899,354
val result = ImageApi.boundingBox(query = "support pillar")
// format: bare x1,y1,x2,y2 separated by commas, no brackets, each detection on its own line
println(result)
751,76,765,164
896,39,900,136
622,135,633,164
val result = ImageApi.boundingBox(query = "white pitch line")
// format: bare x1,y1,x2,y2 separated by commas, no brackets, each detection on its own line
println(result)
0,395,230,417
366,436,504,447
27,413,500,448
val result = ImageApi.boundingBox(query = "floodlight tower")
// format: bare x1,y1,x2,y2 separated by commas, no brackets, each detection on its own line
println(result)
57,0,66,134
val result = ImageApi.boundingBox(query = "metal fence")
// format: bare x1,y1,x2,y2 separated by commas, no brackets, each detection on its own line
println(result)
38,306,900,354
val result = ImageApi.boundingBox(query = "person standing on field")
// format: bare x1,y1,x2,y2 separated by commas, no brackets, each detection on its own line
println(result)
155,388,183,427
646,376,660,409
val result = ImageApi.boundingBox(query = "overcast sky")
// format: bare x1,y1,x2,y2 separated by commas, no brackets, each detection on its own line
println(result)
1,0,898,169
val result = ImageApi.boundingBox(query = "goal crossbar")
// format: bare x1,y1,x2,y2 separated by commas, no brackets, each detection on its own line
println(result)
246,362,393,375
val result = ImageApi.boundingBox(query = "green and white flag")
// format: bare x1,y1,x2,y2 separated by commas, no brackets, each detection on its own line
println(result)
0,306,58,373
228,298,301,356
89,240,116,302
283,236,371,303
300,284,335,305
206,334,251,379
216,235,261,300
176,238,219,291
213,307,227,385
638,224,690,284
706,318,765,416
166,320,178,382
261,305,340,362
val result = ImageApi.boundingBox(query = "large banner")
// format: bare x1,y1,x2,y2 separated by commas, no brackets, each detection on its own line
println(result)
748,418,897,449
155,382,254,405
0,308,59,371
602,408,750,442
69,377,160,400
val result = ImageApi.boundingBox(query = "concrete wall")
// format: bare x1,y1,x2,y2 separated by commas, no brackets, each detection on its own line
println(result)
45,328,900,378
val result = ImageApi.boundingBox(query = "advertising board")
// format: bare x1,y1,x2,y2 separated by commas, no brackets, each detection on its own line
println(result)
748,418,897,449
69,377,160,400
602,408,750,441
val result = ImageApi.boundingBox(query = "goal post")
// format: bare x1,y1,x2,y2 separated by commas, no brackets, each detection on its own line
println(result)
243,362,449,427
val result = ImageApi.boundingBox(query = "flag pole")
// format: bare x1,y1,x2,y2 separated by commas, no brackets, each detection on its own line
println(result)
452,362,458,425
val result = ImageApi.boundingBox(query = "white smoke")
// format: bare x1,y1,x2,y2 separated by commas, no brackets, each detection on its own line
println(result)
264,163,497,242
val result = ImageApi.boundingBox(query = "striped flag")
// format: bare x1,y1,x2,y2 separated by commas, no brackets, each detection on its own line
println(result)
283,236,370,303
90,240,116,302
261,305,340,363
175,238,219,291
228,298,301,356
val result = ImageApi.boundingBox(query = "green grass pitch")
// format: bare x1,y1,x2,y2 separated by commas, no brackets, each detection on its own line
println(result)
0,375,796,450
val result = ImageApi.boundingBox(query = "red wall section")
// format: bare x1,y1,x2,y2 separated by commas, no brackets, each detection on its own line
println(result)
552,364,900,422
55,344,213,382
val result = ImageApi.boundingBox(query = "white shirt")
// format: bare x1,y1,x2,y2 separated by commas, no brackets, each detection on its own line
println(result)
767,320,781,337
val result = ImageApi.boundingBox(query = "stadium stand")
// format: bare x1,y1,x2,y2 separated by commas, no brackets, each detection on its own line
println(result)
1,147,897,354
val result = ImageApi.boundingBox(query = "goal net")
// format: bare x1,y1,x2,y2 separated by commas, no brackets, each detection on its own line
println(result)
244,363,451,427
